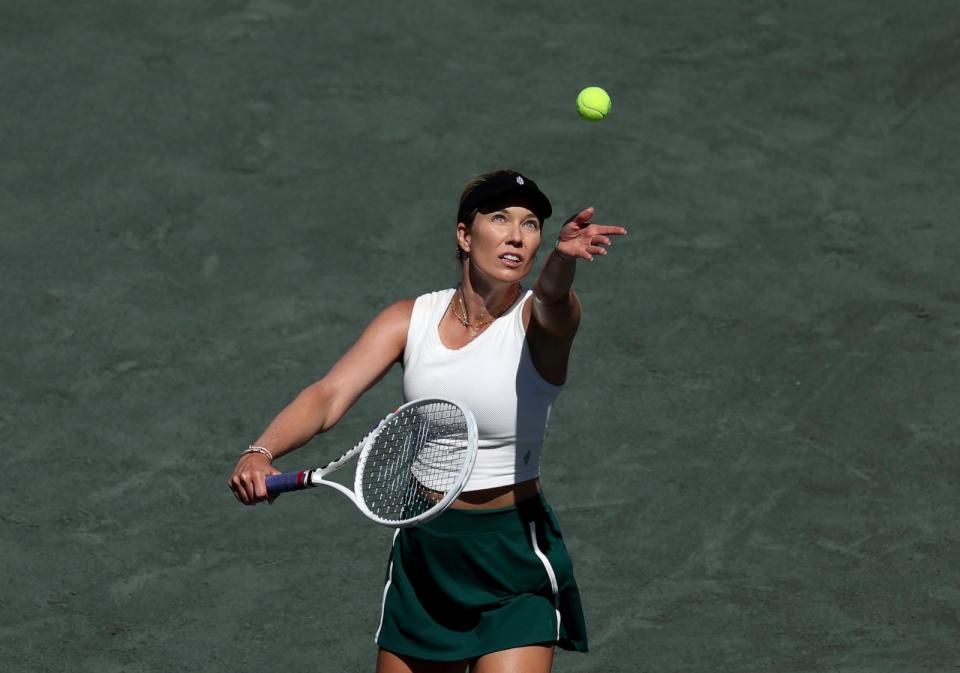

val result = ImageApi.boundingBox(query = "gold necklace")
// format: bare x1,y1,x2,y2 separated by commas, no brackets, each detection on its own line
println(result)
452,285,520,337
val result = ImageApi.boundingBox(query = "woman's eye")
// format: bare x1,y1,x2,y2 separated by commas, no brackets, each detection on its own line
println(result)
493,214,506,221
522,220,538,229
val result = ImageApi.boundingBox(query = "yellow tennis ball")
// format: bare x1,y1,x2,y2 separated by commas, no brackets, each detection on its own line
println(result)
576,86,611,121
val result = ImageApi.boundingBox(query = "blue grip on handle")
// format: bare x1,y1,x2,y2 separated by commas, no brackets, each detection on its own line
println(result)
266,471,307,495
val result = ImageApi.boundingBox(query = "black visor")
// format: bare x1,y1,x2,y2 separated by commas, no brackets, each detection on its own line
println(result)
457,172,553,225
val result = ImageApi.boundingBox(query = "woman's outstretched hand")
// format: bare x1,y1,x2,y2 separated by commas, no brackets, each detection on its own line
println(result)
555,207,627,261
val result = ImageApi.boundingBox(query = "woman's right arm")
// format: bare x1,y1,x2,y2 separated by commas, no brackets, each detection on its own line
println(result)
228,298,414,505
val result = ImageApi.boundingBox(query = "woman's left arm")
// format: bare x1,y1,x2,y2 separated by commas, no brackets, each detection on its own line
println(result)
527,207,626,384
532,206,627,334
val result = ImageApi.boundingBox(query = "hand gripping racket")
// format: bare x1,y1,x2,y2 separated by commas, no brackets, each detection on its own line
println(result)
265,398,478,528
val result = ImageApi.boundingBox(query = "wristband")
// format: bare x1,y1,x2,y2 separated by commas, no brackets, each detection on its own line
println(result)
554,239,575,261
242,445,274,462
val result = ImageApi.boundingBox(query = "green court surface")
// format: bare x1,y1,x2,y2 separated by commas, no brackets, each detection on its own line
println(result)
3,1,959,671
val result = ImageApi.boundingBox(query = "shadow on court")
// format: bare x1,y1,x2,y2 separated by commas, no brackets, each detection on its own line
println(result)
2,1,959,671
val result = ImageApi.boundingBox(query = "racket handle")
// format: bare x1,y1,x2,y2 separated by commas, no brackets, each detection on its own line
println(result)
265,471,311,496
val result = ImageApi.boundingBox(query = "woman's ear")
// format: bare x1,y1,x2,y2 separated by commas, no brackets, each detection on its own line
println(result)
456,222,471,255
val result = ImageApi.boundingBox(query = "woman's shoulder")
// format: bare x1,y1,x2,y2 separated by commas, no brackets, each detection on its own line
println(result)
378,298,416,326
407,288,456,314
418,287,457,302
376,288,452,326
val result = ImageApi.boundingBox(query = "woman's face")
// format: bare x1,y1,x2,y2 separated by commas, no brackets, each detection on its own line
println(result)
458,204,542,281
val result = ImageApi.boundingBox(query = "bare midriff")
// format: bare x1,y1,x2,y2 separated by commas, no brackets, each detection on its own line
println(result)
451,477,541,509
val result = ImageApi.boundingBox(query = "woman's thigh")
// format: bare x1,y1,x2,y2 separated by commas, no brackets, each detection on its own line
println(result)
375,648,468,673
469,644,554,673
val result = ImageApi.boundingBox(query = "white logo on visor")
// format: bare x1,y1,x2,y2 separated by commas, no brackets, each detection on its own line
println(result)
516,176,525,185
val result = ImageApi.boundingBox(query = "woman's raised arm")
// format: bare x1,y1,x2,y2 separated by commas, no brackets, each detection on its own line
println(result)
526,207,627,385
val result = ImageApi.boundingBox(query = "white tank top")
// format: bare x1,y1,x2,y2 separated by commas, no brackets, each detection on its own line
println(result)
402,287,563,491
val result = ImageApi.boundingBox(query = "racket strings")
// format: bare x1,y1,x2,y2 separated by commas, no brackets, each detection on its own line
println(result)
358,401,469,523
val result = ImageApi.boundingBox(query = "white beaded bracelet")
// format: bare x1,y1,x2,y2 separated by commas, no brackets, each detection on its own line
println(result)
242,445,274,462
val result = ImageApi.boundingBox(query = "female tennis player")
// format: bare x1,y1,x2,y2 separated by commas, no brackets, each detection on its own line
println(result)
228,169,626,672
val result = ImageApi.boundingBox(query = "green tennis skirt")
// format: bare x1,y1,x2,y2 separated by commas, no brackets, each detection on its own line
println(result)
374,492,588,661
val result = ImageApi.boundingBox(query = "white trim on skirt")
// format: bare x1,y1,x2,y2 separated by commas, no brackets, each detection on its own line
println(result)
528,521,561,642
374,528,401,644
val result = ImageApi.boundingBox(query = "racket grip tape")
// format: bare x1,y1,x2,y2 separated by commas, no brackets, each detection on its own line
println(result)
265,471,310,495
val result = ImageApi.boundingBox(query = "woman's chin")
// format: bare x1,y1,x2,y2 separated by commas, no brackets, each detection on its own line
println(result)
472,261,529,282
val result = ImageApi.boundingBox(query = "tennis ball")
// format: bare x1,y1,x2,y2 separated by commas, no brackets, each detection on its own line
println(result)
576,86,611,121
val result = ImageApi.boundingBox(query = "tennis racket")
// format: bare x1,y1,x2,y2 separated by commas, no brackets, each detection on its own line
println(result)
265,398,478,528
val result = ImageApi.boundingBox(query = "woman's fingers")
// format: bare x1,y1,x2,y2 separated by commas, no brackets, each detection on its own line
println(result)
228,458,279,505
562,207,595,231
228,476,250,504
239,472,258,504
252,473,268,501
557,208,627,261
570,206,594,224
587,224,627,237
563,223,627,243
253,467,281,501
